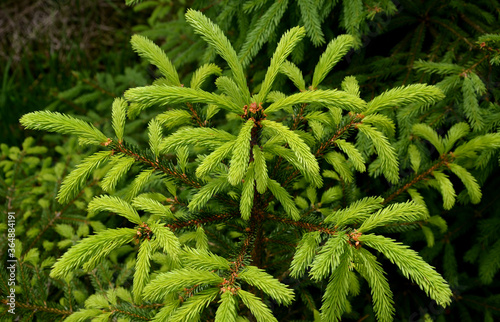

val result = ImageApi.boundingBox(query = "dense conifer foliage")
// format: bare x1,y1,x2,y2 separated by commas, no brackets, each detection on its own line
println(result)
2,0,500,321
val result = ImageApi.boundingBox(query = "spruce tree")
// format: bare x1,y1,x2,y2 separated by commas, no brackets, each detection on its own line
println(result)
4,0,500,321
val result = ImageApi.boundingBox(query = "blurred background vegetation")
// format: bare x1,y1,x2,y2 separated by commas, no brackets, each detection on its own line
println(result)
1,0,149,145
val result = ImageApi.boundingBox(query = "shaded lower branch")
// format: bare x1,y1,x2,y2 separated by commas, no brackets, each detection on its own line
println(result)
1,299,72,316
266,213,337,235
315,113,363,156
165,212,237,231
383,152,454,205
111,308,151,321
113,141,202,189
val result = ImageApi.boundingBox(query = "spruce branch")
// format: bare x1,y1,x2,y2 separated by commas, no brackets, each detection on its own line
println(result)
325,196,384,227
132,196,174,219
167,287,220,321
0,299,73,316
216,76,248,108
142,268,223,302
124,85,241,115
297,0,325,46
238,0,289,69
101,155,136,192
156,109,193,130
88,195,142,224
215,291,238,322
195,140,236,178
262,120,321,187
186,9,250,103
238,289,278,322
312,34,355,89
432,170,457,210
357,123,400,184
181,248,230,271
50,228,136,278
20,111,108,146
240,163,255,220
358,201,429,233
164,212,237,231
383,152,454,205
266,213,337,235
319,247,353,321
190,63,222,90
290,231,322,278
315,113,363,155
228,119,254,186
309,233,349,280
57,151,112,204
265,89,365,114
111,97,127,142
16,7,479,320
133,239,153,303
354,248,395,322
130,34,181,86
160,127,236,153
239,265,295,305
255,26,305,103
279,61,306,92
112,141,202,188
189,175,230,211
360,234,452,307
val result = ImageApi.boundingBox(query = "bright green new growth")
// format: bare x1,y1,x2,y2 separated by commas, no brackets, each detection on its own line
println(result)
255,25,305,103
143,268,223,301
238,0,289,69
50,228,136,278
228,119,254,185
185,9,250,103
18,8,476,322
354,248,395,322
240,163,255,220
101,155,135,192
267,178,300,220
88,195,141,224
215,292,238,322
252,145,268,193
262,119,322,187
361,234,453,307
148,118,163,159
111,97,127,142
265,89,366,113
125,84,241,115
358,201,428,232
365,84,445,114
238,289,278,322
279,60,306,91
132,196,173,219
20,111,108,146
57,151,112,204
239,266,295,305
312,34,355,89
357,124,399,183
130,34,181,87
190,63,222,90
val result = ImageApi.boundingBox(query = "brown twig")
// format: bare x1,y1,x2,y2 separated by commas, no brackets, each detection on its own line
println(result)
186,102,205,127
383,152,454,205
266,213,337,235
165,212,237,231
114,141,202,188
0,299,72,316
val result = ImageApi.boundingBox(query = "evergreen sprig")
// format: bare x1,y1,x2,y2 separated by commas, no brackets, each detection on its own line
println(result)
20,111,108,146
